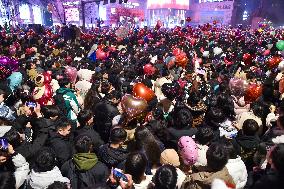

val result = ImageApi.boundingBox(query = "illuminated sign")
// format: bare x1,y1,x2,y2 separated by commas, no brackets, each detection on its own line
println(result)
147,0,189,10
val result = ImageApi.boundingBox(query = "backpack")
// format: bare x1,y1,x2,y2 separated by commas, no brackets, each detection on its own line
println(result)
54,90,70,117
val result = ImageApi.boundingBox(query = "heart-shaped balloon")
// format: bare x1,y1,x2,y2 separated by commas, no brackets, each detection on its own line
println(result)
133,83,155,102
121,94,148,120
244,84,262,103
268,56,282,69
65,66,77,83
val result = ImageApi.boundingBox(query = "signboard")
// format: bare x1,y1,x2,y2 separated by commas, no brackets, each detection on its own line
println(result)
147,0,189,10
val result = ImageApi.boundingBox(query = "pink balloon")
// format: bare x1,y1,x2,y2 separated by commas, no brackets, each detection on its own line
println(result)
0,56,10,66
9,45,17,55
173,48,182,56
96,49,107,60
263,49,270,56
65,67,78,83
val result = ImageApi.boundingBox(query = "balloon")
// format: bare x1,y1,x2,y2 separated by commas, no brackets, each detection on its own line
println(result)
65,56,72,64
9,45,16,55
33,72,54,105
143,64,156,76
263,49,270,56
65,67,78,83
268,56,282,69
276,40,284,51
7,72,22,92
9,58,19,71
133,83,155,102
173,48,182,56
229,78,248,97
0,56,10,66
175,52,188,68
96,49,107,60
243,53,253,65
186,17,191,22
244,84,262,103
213,47,222,55
121,94,148,120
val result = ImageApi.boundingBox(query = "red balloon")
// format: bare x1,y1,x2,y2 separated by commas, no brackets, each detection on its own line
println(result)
244,84,262,103
133,83,155,102
96,49,107,60
175,52,188,68
173,48,182,56
65,56,73,64
143,64,156,76
243,53,253,65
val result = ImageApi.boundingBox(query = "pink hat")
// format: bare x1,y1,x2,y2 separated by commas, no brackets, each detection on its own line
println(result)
178,136,198,166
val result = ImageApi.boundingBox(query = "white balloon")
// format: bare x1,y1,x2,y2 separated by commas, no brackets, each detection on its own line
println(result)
213,47,222,55
203,51,209,57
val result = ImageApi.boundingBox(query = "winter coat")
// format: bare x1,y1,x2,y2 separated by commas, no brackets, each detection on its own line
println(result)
61,153,109,189
232,135,260,171
75,125,104,152
252,169,284,189
181,167,235,189
48,132,73,167
56,88,80,120
225,157,247,189
12,153,30,188
94,100,119,143
97,144,128,169
27,166,70,189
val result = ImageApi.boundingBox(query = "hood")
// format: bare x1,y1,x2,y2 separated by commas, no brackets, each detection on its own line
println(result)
28,166,69,189
56,87,73,94
73,153,98,171
236,135,260,149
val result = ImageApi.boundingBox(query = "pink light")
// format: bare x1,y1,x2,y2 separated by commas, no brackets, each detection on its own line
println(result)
147,0,189,10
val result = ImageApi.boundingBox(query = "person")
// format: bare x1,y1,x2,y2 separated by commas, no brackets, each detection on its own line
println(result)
98,127,128,169
252,143,284,189
55,76,80,121
48,117,73,167
76,109,104,152
61,135,109,189
232,119,260,171
181,143,235,189
26,147,70,189
222,138,248,189
0,171,16,189
47,181,69,189
149,165,178,189
194,126,214,167
0,89,15,121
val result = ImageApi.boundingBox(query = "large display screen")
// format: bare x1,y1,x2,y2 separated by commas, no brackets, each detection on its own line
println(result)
147,0,189,10
65,8,80,22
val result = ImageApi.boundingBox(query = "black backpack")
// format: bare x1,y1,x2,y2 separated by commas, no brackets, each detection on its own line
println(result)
54,90,69,117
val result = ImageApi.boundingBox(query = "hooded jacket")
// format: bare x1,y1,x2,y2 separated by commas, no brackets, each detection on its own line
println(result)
56,88,80,120
27,166,70,189
225,157,247,189
61,153,109,189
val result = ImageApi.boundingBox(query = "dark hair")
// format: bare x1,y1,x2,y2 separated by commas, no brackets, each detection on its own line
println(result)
153,165,177,189
109,127,127,144
0,171,16,189
251,102,264,118
4,128,21,148
125,152,147,184
84,84,101,113
147,120,169,145
171,107,193,129
77,109,93,127
271,143,284,175
205,107,225,129
277,116,284,130
34,147,57,172
187,91,201,106
41,105,61,119
161,83,180,101
100,81,111,94
57,75,70,88
195,126,214,145
134,126,161,166
92,184,111,189
216,94,235,120
106,90,121,101
206,143,228,172
47,181,68,189
242,119,259,136
0,89,6,99
220,137,238,159
75,135,93,153
55,117,71,131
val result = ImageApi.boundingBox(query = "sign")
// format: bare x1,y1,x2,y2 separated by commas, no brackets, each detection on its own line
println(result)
147,0,189,10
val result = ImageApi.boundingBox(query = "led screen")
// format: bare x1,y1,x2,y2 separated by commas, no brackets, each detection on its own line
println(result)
147,0,189,10
65,8,80,22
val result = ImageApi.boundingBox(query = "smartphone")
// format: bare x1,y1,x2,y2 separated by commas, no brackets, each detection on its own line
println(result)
113,169,128,182
26,102,37,108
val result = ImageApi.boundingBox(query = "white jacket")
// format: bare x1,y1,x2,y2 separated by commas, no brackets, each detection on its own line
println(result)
225,157,248,189
27,166,70,189
195,144,208,167
0,125,11,137
272,135,284,144
12,153,29,189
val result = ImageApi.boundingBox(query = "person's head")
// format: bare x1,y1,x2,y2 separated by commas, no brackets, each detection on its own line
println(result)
216,94,235,119
57,75,71,88
125,152,147,184
206,143,228,172
0,171,16,189
172,107,193,129
47,181,68,189
242,119,259,136
178,136,198,166
77,109,93,127
251,102,264,118
0,89,6,103
152,165,177,189
41,105,60,119
270,144,284,175
161,83,180,101
4,128,21,148
34,147,57,172
160,149,180,167
107,90,121,105
205,107,225,128
195,126,214,145
220,137,238,159
109,127,127,145
75,135,93,153
55,117,72,137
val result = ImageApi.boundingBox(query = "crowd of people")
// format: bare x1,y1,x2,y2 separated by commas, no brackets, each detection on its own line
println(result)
1,23,284,189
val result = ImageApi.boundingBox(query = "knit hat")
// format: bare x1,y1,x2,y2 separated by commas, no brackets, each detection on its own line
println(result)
160,149,180,167
178,136,198,166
